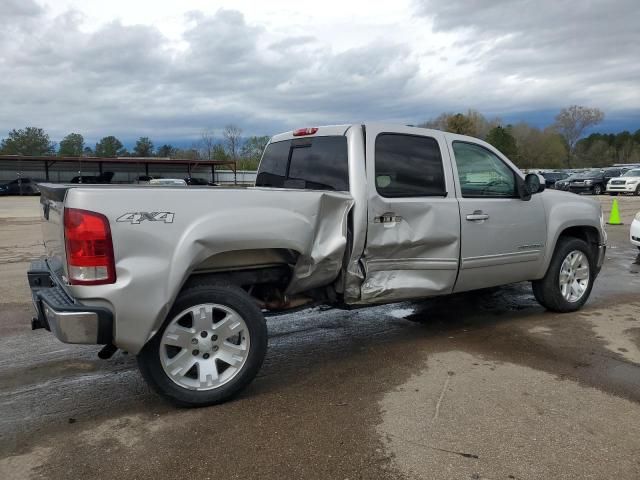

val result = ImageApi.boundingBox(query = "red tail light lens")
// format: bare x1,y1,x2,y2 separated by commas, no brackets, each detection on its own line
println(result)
64,208,116,285
293,127,318,136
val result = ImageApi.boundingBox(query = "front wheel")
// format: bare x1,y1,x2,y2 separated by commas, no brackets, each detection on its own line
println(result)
532,237,595,313
593,184,603,195
137,283,267,407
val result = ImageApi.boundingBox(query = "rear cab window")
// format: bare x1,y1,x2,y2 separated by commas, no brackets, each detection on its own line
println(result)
256,136,349,191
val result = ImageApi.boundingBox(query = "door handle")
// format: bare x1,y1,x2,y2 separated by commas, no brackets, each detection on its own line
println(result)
374,213,402,224
466,210,489,221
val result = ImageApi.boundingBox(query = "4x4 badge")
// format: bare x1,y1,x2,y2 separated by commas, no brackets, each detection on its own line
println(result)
116,212,175,224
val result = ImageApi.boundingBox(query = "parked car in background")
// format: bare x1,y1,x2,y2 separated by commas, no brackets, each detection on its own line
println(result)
606,168,640,196
0,177,40,195
566,169,620,195
149,178,187,186
631,212,640,250
541,171,569,189
184,177,215,186
70,172,114,184
555,174,579,191
135,175,159,184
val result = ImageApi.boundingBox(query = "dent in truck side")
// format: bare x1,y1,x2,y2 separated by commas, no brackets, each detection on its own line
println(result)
63,186,353,354
359,124,461,303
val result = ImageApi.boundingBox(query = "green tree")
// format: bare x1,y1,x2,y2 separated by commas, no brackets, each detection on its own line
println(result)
95,136,125,157
419,110,500,138
446,113,476,135
240,135,269,170
553,105,604,167
157,144,177,157
511,123,567,169
212,144,229,161
58,133,84,156
0,127,55,155
133,137,154,157
485,126,518,159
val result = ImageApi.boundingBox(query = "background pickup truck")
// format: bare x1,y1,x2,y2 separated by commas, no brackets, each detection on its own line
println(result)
29,124,606,406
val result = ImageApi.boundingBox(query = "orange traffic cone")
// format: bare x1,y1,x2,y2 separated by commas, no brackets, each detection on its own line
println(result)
607,198,623,225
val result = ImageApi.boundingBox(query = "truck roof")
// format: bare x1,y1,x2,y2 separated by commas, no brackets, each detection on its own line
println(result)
270,123,455,143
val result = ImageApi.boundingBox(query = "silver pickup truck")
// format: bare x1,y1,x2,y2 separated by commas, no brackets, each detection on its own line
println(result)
28,124,606,406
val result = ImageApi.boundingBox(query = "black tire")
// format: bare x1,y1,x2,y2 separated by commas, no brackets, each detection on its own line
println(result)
532,237,595,313
593,184,603,195
609,192,618,196
137,283,267,407
635,185,640,196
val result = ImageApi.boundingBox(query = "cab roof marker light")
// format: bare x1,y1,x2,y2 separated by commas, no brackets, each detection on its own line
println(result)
293,127,318,137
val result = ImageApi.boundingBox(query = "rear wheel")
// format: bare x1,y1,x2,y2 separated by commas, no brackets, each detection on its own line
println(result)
532,237,595,313
137,283,267,407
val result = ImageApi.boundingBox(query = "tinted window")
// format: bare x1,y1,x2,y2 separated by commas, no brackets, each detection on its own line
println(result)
255,140,290,187
453,142,516,197
374,134,446,197
255,137,349,191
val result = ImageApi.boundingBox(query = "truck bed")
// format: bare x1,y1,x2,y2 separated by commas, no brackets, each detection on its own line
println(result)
37,183,354,352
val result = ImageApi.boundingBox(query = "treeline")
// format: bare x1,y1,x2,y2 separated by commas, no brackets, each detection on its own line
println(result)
0,125,270,171
420,105,639,169
2,106,639,171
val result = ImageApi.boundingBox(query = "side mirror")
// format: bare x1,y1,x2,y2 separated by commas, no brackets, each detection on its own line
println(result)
524,173,545,196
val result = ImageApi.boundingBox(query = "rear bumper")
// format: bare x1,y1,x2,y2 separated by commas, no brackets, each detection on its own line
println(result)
28,259,113,344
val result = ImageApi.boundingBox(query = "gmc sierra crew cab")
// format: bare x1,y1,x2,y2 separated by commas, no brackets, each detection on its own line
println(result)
28,124,606,406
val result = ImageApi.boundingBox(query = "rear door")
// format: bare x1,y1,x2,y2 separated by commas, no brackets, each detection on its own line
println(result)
360,125,461,303
447,136,547,292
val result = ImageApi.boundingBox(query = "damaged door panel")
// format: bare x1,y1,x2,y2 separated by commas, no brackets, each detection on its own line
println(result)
360,125,461,303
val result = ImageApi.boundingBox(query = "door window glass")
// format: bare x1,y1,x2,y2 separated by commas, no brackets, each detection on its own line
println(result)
374,134,446,197
453,142,516,197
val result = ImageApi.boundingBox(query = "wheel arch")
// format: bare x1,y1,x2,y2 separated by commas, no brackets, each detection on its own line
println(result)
536,224,602,279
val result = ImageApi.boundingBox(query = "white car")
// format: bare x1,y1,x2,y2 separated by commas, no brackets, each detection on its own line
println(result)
606,168,640,196
149,178,187,186
631,212,640,250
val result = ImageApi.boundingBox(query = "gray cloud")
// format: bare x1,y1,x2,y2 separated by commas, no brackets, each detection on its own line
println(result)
414,0,640,112
0,1,637,145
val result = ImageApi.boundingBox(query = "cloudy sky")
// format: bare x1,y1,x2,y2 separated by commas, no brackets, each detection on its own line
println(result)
1,0,638,145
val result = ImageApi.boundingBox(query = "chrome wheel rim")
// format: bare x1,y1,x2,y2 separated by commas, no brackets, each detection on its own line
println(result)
160,303,250,391
558,250,590,303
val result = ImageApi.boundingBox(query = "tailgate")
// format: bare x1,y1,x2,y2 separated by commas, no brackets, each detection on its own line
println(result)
38,184,71,276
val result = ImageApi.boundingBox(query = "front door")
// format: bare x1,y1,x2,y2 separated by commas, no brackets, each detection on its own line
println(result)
360,125,461,303
448,137,547,292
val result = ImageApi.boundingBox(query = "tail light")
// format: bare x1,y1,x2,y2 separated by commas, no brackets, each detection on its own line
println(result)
293,127,318,136
64,208,116,285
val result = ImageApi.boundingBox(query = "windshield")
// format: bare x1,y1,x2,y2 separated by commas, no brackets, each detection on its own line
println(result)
623,169,640,177
542,172,566,180
574,171,601,179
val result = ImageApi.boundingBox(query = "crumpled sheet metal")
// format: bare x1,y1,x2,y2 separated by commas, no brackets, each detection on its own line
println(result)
285,192,355,295
358,199,460,303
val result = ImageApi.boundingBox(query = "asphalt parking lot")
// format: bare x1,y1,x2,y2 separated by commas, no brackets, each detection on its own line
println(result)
1,195,639,479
